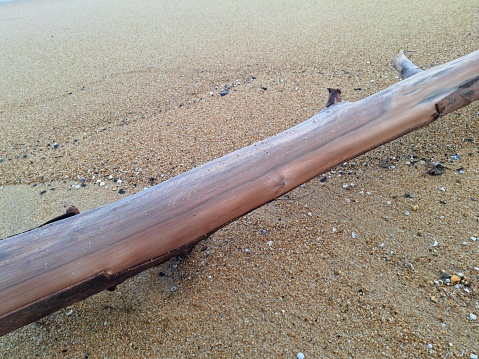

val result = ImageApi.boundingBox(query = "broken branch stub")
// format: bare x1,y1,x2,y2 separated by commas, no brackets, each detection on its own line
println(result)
0,49,478,336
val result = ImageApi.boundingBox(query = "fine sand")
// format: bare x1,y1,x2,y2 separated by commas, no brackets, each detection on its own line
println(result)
1,0,478,357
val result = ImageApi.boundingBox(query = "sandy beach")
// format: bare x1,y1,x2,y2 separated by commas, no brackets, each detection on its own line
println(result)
1,0,478,357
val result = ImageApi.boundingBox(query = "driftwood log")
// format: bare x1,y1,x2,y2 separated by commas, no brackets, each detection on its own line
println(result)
1,50,478,336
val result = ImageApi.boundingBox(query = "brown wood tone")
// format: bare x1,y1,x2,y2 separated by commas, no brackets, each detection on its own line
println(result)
1,50,478,336
41,206,80,226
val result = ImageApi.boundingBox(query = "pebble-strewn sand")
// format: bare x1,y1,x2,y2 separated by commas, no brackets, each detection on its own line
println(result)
1,0,478,357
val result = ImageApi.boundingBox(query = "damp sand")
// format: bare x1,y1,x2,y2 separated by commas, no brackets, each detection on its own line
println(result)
0,0,478,357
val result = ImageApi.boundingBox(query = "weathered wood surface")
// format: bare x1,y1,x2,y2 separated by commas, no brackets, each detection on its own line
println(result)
1,50,478,336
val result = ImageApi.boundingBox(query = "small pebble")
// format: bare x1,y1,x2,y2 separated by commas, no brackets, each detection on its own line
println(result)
404,210,410,216
471,354,478,359
427,344,433,349
297,353,305,359
53,142,59,149
66,309,73,316
438,187,446,192
220,89,229,96
450,275,461,284
170,286,177,292
351,232,357,239
470,313,477,321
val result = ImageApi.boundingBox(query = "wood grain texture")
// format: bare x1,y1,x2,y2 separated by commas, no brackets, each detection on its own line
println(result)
1,50,478,336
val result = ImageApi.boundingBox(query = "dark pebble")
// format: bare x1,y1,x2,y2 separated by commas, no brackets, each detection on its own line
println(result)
21,154,27,159
261,229,267,235
0,158,3,163
405,193,414,198
73,138,78,143
260,86,267,90
354,87,362,91
159,272,166,277
53,143,59,149
440,272,451,280
149,176,155,181
81,183,87,187
220,89,229,96
320,177,327,183
378,160,390,168
40,190,47,195
118,189,126,194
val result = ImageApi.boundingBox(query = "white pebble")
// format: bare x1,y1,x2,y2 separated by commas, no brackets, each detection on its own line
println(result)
427,344,433,349
266,241,273,247
462,242,468,246
297,353,305,359
404,210,410,216
471,236,477,241
342,184,349,189
332,227,337,233
470,354,478,359
66,309,73,316
100,181,105,186
470,313,477,321
438,187,446,192
117,179,122,184
351,232,357,239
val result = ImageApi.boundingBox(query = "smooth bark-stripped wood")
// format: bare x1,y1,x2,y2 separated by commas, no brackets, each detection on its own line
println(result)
1,50,478,336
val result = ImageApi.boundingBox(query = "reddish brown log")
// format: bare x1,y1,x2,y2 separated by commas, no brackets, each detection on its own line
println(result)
0,50,478,336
